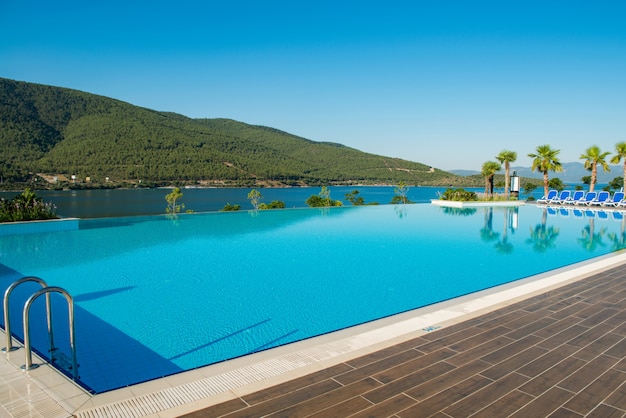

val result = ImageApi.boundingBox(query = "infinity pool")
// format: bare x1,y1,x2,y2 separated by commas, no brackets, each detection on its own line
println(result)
1,203,624,393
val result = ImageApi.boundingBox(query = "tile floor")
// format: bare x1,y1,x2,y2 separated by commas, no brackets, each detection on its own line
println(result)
182,261,626,417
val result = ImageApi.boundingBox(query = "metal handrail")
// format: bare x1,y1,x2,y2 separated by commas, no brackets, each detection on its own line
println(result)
22,286,77,380
2,277,53,353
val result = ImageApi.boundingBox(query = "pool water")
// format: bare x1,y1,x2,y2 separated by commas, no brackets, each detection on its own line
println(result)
1,204,625,393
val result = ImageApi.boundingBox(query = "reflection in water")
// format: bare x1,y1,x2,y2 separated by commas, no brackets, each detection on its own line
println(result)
480,207,499,243
608,212,626,251
578,215,607,252
527,207,560,252
394,204,408,219
495,207,518,255
440,207,477,217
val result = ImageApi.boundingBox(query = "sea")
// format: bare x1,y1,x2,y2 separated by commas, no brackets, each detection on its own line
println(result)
0,185,545,219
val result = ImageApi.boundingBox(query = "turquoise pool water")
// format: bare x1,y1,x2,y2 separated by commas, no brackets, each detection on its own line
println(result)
1,204,625,393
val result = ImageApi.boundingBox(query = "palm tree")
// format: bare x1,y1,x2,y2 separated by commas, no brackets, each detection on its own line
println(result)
496,150,517,198
481,161,502,197
528,145,563,198
580,145,610,192
610,142,626,192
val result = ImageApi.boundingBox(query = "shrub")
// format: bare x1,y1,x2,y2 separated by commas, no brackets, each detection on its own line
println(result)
439,188,478,202
259,200,286,210
305,195,342,207
221,203,240,212
0,188,58,222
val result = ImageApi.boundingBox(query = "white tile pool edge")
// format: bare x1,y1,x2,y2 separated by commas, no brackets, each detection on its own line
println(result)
2,251,626,418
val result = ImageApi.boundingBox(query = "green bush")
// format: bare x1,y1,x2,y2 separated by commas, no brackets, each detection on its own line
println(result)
0,188,58,222
259,200,286,210
221,203,240,212
439,188,478,202
305,195,343,207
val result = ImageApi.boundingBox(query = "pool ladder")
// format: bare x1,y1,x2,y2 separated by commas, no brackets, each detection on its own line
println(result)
2,277,78,380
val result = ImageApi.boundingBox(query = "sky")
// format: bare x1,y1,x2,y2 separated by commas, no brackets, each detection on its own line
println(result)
2,1,625,171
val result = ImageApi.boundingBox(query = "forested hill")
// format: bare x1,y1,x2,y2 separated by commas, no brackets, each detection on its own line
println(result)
0,77,463,189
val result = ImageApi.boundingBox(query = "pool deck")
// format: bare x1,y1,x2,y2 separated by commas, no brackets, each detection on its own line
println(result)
3,252,626,417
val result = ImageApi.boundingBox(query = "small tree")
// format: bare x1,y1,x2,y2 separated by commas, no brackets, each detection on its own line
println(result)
523,183,538,200
319,186,331,206
165,187,184,214
306,187,342,207
247,189,262,210
548,177,565,192
392,182,410,204
481,161,501,197
345,190,365,205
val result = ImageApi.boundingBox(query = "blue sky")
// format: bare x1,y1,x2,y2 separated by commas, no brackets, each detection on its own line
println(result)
2,1,625,171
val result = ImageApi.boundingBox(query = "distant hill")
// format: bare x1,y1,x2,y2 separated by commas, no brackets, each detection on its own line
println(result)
0,77,471,189
452,162,623,185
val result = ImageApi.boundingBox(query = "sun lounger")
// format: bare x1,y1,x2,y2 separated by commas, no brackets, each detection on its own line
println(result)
588,191,610,206
563,190,585,205
575,191,597,205
537,190,558,204
603,191,625,207
549,190,571,205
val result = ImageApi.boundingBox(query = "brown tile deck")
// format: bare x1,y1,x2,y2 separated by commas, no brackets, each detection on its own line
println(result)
183,263,626,418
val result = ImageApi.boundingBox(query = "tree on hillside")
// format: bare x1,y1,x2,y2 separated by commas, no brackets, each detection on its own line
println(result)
481,161,501,197
496,150,517,197
610,142,626,192
580,145,610,192
528,145,563,198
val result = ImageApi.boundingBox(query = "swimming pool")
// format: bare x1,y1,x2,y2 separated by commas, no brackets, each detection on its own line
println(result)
1,203,624,393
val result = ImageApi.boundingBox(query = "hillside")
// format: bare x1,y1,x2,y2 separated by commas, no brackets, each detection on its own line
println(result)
452,162,624,186
0,78,472,189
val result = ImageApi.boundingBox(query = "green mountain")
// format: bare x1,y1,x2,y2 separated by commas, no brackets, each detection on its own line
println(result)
0,77,466,189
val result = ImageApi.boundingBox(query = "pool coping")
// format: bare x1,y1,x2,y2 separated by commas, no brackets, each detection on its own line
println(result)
3,250,626,417
430,199,526,208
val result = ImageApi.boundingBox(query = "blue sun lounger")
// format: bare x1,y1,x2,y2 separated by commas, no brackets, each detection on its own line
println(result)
549,190,571,204
603,191,625,207
563,190,585,205
576,191,597,205
589,191,610,206
537,190,558,204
